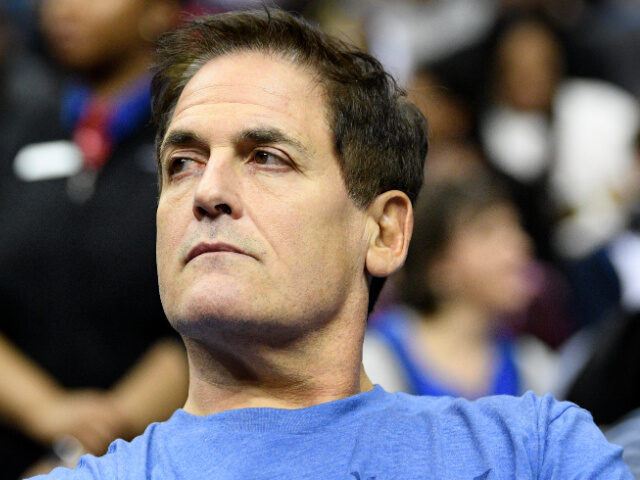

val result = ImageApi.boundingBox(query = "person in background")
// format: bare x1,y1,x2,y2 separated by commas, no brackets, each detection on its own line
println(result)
480,16,639,263
0,1,188,478
558,129,640,477
405,66,483,183
0,6,59,179
364,170,556,398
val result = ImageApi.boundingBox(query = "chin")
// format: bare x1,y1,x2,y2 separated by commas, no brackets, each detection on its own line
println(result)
171,312,312,350
164,285,247,328
165,289,311,349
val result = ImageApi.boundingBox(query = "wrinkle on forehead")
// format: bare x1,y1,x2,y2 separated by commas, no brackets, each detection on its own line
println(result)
172,82,296,120
168,54,332,151
174,52,326,116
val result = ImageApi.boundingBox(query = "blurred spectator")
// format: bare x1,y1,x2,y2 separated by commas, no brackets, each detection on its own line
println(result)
304,0,367,49
386,64,577,350
0,6,59,178
406,66,483,183
565,310,640,426
0,1,188,478
561,128,640,426
554,108,640,480
605,408,640,479
480,16,639,261
480,17,560,261
364,171,556,398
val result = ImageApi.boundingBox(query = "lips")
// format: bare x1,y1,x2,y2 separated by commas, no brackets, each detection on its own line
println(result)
185,242,249,264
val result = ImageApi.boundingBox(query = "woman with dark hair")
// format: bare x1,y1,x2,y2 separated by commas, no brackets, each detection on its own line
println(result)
363,171,553,398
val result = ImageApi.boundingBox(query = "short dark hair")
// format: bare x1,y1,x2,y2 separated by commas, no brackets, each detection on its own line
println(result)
151,8,428,312
402,173,511,314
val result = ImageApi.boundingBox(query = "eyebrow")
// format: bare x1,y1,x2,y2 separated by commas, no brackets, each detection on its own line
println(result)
159,130,209,164
233,127,311,159
159,126,313,172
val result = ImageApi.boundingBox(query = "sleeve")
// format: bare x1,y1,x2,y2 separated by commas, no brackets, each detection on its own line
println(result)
26,452,119,480
537,394,634,479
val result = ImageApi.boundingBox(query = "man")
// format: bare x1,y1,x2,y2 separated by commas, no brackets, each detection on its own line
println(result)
34,9,632,479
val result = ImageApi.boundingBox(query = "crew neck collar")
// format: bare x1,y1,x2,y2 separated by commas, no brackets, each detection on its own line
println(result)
170,385,391,434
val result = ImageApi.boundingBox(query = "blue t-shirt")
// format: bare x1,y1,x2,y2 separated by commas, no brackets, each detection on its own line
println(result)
33,386,632,479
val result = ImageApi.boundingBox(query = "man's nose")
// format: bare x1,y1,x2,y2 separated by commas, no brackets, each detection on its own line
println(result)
192,155,242,220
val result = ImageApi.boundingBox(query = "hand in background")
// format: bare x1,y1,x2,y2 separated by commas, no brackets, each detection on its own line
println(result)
23,389,131,455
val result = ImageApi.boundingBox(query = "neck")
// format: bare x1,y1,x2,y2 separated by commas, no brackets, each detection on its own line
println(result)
182,311,372,415
418,301,493,348
413,302,497,396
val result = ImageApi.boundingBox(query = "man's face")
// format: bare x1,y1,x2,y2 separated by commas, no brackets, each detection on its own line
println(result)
156,52,371,344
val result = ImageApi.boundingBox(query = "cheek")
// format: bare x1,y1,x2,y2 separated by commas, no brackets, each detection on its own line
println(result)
252,193,363,278
155,210,172,300
156,198,188,275
257,209,322,269
275,192,353,243
446,242,501,293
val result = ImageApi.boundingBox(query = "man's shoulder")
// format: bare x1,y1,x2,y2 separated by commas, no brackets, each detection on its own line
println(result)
385,389,603,448
387,389,563,422
30,393,633,480
28,419,171,480
377,390,631,478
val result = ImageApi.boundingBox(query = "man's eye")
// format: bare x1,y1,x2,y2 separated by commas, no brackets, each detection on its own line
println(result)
167,157,195,177
253,150,287,166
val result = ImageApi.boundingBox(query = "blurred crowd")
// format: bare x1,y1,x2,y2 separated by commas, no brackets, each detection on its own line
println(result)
0,0,639,478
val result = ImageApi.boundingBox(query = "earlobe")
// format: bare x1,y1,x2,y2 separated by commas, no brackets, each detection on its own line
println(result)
365,190,413,278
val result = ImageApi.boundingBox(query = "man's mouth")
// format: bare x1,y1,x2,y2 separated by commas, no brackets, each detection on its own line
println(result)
185,242,249,264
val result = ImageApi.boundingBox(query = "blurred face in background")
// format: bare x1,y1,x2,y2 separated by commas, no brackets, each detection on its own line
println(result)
39,0,174,73
431,203,534,315
495,20,563,111
407,71,471,145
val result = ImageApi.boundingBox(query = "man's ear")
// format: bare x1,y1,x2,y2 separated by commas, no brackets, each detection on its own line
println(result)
365,190,413,278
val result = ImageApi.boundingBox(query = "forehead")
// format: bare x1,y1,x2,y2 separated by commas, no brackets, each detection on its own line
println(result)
168,52,330,144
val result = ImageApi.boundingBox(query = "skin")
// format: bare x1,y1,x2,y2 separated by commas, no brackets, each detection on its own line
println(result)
156,51,412,413
431,203,533,315
495,21,562,112
0,332,187,478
